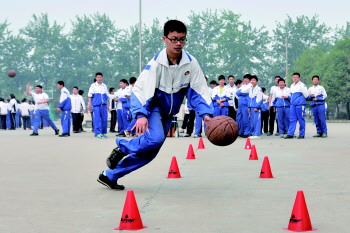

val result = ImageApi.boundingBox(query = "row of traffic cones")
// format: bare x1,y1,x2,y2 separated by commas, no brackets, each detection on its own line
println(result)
115,137,206,230
245,137,316,232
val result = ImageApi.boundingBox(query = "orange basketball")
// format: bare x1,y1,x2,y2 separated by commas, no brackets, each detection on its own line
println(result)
205,116,239,146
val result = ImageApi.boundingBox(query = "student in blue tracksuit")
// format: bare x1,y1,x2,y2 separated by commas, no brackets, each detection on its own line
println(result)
284,73,309,139
115,79,131,137
211,75,230,117
124,77,138,137
97,20,214,190
57,81,72,137
248,75,263,139
88,73,109,139
236,74,252,138
308,75,328,138
26,83,60,136
272,78,291,137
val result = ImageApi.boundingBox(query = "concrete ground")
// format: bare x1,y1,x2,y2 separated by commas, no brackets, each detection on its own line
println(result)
1,122,349,233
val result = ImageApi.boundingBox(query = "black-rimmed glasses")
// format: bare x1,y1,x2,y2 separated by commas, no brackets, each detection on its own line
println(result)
166,37,187,43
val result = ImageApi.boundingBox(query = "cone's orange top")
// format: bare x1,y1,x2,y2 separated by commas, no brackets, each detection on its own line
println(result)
168,156,182,178
115,190,147,231
284,190,316,232
259,156,274,178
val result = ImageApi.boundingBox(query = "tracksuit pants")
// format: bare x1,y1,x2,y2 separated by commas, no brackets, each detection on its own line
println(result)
312,104,327,134
276,107,290,134
61,110,71,134
117,109,130,134
194,113,203,136
93,105,108,135
106,109,172,181
237,106,250,136
287,105,306,137
249,108,261,136
33,109,58,133
22,116,31,129
214,106,228,117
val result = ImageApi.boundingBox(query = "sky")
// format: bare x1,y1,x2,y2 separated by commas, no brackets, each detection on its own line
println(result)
1,0,349,34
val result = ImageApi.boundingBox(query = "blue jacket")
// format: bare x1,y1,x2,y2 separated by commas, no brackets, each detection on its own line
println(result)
88,82,109,107
130,49,213,119
58,87,72,111
290,82,309,106
248,86,263,109
236,83,252,107
307,85,327,107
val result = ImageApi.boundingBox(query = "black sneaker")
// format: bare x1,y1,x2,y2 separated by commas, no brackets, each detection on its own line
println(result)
55,129,60,135
97,172,125,190
321,134,328,138
297,136,305,139
313,133,322,137
284,135,294,139
106,147,127,169
59,133,69,137
30,132,39,136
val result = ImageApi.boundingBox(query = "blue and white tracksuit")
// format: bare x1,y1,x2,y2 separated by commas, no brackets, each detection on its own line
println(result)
248,85,263,136
88,82,109,135
236,83,252,136
287,82,309,137
212,85,230,117
273,87,291,134
58,87,72,134
106,49,214,181
308,85,327,135
31,92,58,133
116,86,132,134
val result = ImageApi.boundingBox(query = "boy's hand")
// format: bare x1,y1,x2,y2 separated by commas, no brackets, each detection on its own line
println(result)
132,117,149,136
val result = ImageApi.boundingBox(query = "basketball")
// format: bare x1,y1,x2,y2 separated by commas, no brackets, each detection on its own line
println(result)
205,115,239,146
8,70,16,78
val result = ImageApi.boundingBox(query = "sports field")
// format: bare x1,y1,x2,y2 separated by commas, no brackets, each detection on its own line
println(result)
1,122,349,233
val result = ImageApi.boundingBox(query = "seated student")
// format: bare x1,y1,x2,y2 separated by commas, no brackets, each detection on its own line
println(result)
211,75,230,117
272,78,291,137
248,75,263,139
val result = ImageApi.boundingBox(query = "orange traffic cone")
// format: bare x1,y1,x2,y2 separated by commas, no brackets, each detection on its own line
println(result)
259,156,274,178
283,190,317,232
249,145,258,160
244,138,251,149
186,144,196,159
115,190,147,231
167,157,182,178
198,137,205,149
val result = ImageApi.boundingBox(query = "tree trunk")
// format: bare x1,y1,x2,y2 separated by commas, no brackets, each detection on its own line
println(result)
336,104,339,119
347,102,350,120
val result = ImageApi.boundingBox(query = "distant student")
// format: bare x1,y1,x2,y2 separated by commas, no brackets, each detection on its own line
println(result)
71,86,86,133
212,75,230,116
57,81,72,137
267,76,280,136
261,87,269,135
272,78,291,137
236,74,252,138
8,94,18,130
26,82,60,136
248,75,263,139
284,73,309,139
308,75,328,138
0,98,7,130
108,87,118,133
20,98,31,130
115,79,131,137
88,73,109,139
227,75,237,120
78,89,86,132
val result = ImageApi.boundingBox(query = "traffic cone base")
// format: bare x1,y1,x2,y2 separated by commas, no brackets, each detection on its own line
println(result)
186,144,196,159
115,190,147,231
167,156,182,178
198,137,205,149
249,145,258,160
259,156,274,178
244,138,251,149
283,190,317,232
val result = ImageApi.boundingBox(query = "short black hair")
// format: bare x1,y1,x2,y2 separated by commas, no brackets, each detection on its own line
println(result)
278,78,285,83
293,72,300,77
36,85,43,89
109,87,115,93
22,98,27,103
235,79,242,85
129,77,137,85
262,87,266,92
228,75,235,79
57,81,64,86
275,76,281,79
95,72,103,77
210,80,218,85
164,20,187,37
0,97,4,102
218,75,225,81
78,90,84,95
120,79,129,85
312,75,320,81
9,94,16,99
250,75,258,81
73,86,79,90
243,74,251,80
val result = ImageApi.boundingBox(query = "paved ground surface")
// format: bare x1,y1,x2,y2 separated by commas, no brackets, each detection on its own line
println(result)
1,122,349,233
